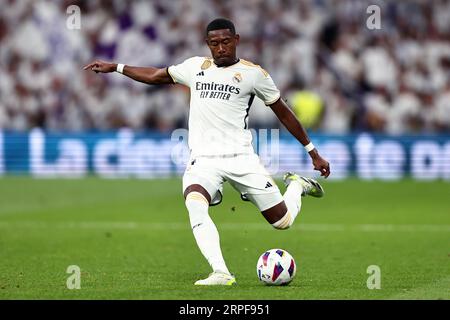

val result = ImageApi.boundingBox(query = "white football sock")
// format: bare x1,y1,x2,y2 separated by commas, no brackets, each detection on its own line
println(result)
185,192,230,275
278,181,303,227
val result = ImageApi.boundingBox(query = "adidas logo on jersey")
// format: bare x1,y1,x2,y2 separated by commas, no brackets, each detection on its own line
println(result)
196,71,204,76
265,181,273,188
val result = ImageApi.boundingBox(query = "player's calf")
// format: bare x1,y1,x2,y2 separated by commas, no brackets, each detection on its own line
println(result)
261,201,293,230
271,211,294,230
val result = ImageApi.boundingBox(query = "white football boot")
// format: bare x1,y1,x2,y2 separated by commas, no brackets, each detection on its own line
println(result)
194,272,236,286
283,172,325,198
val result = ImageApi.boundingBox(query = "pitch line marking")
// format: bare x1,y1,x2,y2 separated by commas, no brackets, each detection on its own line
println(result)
0,222,449,232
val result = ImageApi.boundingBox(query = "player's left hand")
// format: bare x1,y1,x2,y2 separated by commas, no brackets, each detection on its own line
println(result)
309,150,330,178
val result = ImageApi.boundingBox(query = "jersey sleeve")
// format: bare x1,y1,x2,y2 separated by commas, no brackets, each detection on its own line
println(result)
253,69,281,106
167,57,198,87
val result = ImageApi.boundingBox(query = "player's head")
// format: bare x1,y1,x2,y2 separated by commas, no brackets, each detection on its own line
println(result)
205,18,240,67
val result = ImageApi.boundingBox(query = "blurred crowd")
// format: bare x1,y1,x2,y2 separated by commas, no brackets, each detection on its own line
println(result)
0,0,449,134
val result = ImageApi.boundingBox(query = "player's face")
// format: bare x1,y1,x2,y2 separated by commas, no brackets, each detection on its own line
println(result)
206,29,239,66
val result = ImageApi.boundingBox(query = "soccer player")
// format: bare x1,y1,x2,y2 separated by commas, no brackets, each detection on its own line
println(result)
84,18,330,286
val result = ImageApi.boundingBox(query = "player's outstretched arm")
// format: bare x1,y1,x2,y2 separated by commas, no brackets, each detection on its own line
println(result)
270,98,330,178
82,60,173,85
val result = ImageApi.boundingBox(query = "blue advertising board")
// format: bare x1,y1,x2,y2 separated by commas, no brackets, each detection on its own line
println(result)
1,129,449,180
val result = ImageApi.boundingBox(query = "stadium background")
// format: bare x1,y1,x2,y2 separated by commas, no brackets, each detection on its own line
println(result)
0,0,449,178
0,0,449,300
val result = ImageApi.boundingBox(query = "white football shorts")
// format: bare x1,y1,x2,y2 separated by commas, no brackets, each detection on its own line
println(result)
182,153,283,211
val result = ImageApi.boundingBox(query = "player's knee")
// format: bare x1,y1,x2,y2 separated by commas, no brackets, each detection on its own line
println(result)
184,184,211,203
271,211,293,230
185,191,209,208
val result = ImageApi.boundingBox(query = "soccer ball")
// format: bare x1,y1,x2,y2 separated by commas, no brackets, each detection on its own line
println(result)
256,248,296,285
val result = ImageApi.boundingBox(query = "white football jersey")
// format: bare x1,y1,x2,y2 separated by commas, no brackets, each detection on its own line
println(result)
168,56,280,157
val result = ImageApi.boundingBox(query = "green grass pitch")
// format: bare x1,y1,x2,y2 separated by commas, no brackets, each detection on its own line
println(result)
0,177,449,299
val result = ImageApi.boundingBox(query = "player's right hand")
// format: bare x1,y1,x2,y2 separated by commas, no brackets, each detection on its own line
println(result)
83,60,116,73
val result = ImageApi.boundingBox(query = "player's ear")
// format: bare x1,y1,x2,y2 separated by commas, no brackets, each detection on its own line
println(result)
234,34,240,45
205,39,212,51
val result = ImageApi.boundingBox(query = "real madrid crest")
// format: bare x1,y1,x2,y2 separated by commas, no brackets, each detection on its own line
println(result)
232,73,242,83
201,60,212,70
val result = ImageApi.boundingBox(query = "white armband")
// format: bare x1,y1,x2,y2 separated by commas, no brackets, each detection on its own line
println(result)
116,63,125,74
304,142,315,152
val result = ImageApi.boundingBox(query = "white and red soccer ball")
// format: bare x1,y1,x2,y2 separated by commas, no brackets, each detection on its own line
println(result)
256,248,296,285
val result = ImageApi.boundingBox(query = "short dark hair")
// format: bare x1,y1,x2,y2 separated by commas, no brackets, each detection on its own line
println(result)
206,18,236,36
